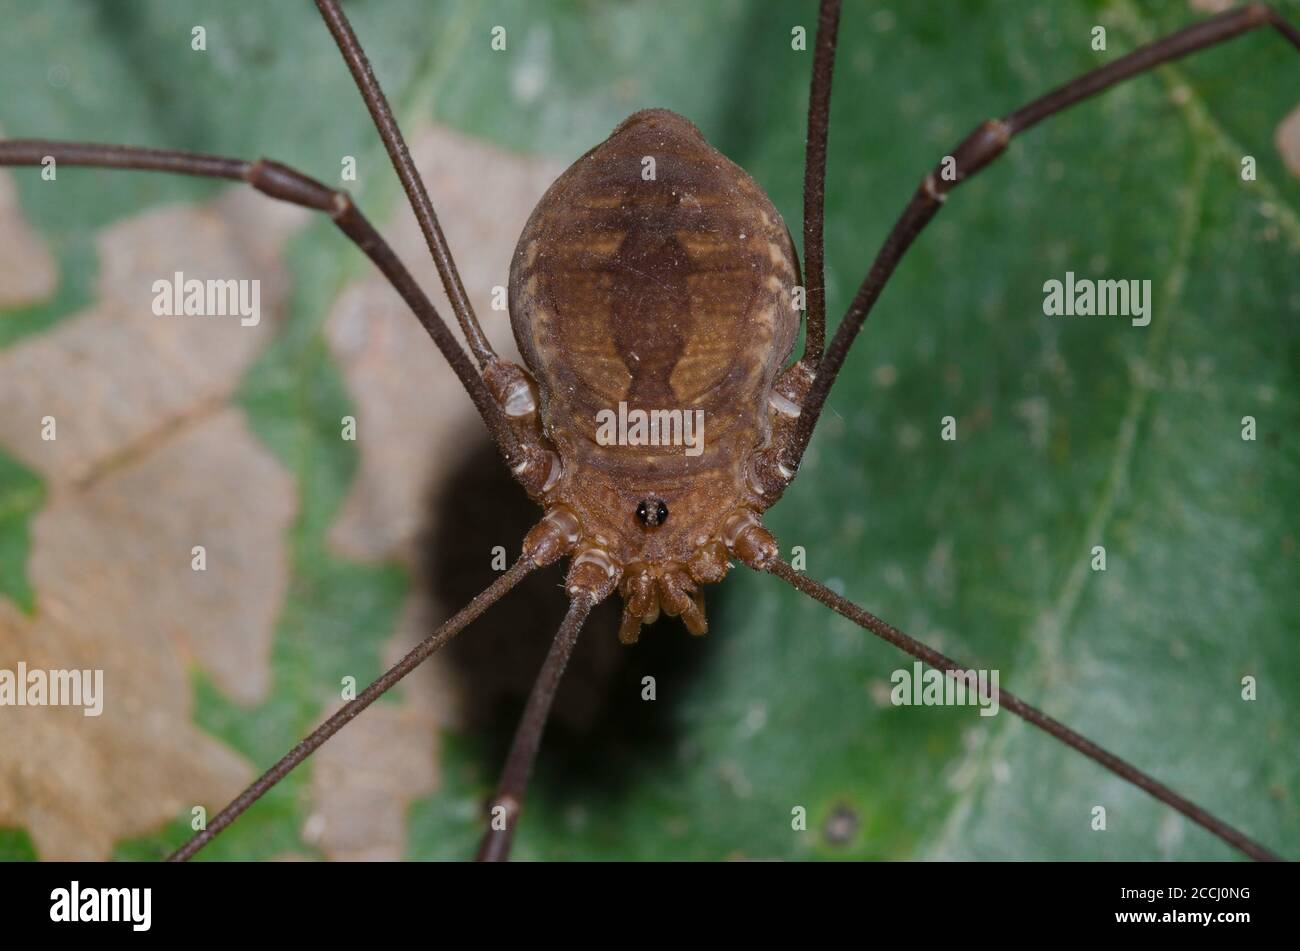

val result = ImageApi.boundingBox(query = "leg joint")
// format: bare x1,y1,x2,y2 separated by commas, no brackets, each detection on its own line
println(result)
935,118,1011,195
247,158,339,213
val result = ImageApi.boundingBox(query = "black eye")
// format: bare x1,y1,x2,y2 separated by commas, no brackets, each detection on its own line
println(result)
635,498,669,528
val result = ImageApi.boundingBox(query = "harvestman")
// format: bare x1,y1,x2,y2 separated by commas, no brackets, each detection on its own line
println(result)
1,1,1296,861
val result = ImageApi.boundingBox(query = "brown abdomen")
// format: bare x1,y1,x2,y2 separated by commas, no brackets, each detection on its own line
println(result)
510,108,800,482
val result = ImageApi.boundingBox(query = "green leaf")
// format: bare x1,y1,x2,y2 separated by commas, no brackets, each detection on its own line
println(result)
0,827,38,862
0,450,42,611
2,0,1296,861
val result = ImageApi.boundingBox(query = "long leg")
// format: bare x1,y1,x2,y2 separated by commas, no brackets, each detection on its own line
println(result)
476,596,594,862
758,557,1279,861
799,0,842,365
0,140,525,469
168,557,537,861
784,3,1300,469
314,0,497,368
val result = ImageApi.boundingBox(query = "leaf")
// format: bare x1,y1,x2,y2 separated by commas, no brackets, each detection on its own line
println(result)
1,0,1296,862
0,827,37,861
0,450,42,611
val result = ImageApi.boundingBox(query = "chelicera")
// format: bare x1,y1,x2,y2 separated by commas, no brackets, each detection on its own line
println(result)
2,0,1295,862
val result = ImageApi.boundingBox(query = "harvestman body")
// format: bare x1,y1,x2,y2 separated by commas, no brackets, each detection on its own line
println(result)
1,0,1297,861
498,107,807,644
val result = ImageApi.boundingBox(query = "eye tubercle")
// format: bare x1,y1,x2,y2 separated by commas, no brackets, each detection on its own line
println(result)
635,498,669,529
